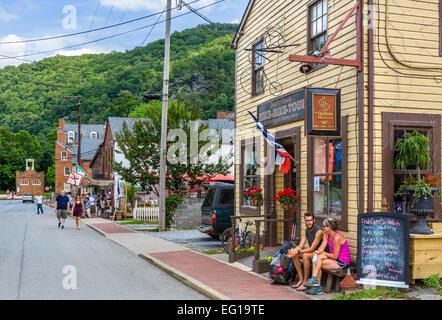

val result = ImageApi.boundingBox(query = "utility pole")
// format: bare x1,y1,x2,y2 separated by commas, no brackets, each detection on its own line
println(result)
159,0,172,231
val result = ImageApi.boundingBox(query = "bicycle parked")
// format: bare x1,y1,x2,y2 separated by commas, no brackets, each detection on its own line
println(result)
221,218,255,253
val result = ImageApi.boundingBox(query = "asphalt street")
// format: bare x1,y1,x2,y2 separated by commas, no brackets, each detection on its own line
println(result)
0,200,208,300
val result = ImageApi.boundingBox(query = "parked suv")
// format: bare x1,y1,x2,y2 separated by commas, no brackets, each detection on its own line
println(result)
22,193,34,203
198,183,234,239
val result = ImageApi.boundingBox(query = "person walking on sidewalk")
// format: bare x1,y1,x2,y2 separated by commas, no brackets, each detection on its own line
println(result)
303,218,351,295
84,197,91,218
36,193,44,215
71,194,85,230
55,190,70,229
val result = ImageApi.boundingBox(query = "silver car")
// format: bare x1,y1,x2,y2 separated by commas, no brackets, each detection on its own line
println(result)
22,193,34,203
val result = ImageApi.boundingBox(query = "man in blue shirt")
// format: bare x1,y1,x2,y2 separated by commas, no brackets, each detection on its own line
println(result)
55,190,70,229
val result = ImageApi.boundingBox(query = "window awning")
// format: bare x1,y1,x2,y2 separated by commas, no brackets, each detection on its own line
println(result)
87,179,114,187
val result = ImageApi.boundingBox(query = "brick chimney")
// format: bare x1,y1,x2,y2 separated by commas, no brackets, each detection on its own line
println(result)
57,119,66,144
216,110,233,119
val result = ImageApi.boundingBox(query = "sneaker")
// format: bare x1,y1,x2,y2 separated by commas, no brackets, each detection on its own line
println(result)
58,222,61,228
306,286,324,295
61,225,64,229
303,276,319,287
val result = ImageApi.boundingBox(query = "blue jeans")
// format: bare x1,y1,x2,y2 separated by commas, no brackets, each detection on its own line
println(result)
37,204,43,214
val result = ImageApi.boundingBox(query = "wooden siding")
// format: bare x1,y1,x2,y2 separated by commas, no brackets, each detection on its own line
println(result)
374,0,442,218
235,0,363,259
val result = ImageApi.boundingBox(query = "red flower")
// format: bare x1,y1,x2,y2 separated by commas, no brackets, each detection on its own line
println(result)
273,196,278,201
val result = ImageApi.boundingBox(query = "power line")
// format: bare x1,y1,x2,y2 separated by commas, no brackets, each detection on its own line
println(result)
85,0,101,42
0,0,226,62
140,5,167,47
93,0,116,52
0,0,204,45
106,0,133,51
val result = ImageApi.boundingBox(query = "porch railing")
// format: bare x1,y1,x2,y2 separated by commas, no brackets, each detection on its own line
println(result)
230,216,296,263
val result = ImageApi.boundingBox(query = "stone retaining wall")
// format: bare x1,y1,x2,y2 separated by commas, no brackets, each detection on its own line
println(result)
174,198,204,229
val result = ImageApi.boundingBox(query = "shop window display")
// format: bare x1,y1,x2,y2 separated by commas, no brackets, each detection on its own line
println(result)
313,137,342,217
243,144,257,206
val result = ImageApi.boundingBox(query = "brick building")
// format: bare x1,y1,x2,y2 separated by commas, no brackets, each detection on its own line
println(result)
55,119,104,194
16,159,44,195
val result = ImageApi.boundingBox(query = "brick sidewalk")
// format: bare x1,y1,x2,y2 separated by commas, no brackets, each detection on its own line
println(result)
91,223,135,234
87,220,313,300
149,250,313,300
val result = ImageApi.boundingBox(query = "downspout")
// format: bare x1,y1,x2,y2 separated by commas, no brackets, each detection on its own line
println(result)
357,0,365,213
368,0,374,212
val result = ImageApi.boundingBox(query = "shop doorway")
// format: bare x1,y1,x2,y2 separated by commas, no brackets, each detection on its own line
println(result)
283,144,297,242
264,127,301,247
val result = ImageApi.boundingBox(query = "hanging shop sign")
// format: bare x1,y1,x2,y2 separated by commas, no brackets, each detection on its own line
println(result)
257,88,305,128
67,172,83,186
305,87,341,136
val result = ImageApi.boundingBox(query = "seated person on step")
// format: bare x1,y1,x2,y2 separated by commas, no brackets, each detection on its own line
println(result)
303,218,351,295
287,213,324,291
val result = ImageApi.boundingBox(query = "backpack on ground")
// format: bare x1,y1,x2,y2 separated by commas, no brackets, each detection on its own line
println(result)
269,243,295,285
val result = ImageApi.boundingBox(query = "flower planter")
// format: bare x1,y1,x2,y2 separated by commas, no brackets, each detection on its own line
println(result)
228,251,255,263
280,203,296,210
253,260,270,273
406,187,437,235
249,199,263,207
115,214,123,221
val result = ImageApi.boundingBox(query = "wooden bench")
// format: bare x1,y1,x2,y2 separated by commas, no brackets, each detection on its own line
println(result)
324,267,355,293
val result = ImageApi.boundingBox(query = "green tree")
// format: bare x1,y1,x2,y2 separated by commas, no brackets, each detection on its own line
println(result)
0,127,43,190
114,100,231,197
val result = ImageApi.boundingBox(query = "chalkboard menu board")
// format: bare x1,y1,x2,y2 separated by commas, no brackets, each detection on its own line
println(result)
356,212,410,288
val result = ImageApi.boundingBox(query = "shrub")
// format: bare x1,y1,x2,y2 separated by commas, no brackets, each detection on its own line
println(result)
423,274,441,289
165,194,183,228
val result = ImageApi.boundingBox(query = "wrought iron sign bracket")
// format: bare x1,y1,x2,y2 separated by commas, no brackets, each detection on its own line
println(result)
288,0,362,72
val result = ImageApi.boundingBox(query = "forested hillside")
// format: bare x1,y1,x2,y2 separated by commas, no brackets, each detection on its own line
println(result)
0,23,237,189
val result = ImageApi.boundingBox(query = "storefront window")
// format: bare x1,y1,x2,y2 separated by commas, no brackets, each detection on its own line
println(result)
252,39,264,96
243,144,257,206
313,137,342,217
393,128,431,215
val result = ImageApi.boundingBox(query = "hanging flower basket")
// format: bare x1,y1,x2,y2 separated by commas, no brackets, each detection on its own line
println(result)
249,199,263,207
247,187,263,207
274,187,300,211
280,202,297,210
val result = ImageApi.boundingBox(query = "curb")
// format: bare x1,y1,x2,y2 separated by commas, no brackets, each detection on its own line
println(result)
85,222,107,237
138,253,230,301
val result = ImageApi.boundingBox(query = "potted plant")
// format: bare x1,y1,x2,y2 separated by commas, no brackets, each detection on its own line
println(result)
229,247,257,263
247,187,263,206
273,187,300,210
115,210,124,221
253,256,273,273
395,130,440,234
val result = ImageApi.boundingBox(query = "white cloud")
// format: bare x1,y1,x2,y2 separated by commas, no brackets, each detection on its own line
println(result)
0,34,26,67
52,47,108,57
0,33,111,68
0,7,19,23
99,0,216,12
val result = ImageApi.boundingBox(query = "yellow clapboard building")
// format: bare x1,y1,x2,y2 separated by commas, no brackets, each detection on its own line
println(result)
231,0,442,283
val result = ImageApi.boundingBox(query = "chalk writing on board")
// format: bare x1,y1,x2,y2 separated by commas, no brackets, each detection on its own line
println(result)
357,212,409,288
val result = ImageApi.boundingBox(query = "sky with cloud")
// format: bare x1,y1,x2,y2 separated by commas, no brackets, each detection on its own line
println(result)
0,0,247,68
